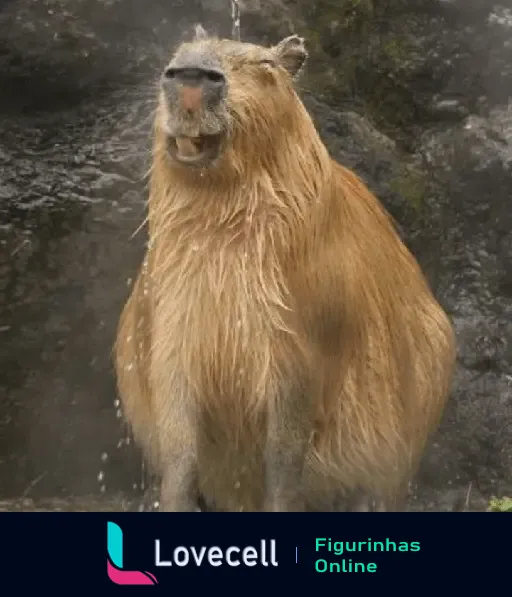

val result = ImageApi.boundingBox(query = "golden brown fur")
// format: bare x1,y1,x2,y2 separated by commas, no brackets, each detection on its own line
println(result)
114,31,456,512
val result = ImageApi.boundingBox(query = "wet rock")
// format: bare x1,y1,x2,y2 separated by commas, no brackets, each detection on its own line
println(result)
0,0,214,112
420,112,512,173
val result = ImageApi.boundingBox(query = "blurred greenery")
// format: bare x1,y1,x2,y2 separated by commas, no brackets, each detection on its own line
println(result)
487,497,512,512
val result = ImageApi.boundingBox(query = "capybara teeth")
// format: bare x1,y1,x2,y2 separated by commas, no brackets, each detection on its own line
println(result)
175,137,201,157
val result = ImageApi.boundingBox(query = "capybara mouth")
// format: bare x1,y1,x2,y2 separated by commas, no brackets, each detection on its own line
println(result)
167,133,224,168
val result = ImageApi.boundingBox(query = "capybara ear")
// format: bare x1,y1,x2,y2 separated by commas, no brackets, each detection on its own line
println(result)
273,35,308,78
194,24,209,41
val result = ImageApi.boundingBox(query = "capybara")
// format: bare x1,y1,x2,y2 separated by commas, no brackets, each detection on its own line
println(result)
114,25,456,512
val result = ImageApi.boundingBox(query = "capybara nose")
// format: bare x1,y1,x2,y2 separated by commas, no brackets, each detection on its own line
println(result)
163,67,226,114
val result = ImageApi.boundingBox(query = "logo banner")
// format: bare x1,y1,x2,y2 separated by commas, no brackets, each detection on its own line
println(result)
0,513,507,590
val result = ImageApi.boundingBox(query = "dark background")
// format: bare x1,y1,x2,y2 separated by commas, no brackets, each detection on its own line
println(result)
0,0,510,511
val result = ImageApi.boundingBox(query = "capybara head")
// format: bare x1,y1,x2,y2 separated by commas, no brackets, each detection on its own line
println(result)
157,25,309,171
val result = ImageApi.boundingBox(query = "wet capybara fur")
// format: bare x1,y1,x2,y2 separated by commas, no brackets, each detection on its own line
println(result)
114,26,457,512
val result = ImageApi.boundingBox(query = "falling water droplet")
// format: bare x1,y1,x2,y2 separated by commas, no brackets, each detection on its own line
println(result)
116,409,123,419
141,460,146,491
100,485,106,493
98,471,105,482
101,452,108,463
153,501,160,510
114,399,120,408
125,436,131,445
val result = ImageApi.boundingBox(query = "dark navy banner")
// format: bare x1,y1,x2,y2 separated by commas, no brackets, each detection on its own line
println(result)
0,514,507,590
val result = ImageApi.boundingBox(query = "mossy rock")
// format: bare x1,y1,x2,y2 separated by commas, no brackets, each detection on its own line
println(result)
388,163,428,211
487,497,512,512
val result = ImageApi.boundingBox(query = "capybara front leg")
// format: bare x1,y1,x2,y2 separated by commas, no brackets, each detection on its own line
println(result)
157,391,199,512
159,453,198,512
263,382,311,512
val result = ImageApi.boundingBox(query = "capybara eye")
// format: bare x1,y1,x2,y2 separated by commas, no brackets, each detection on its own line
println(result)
164,67,177,79
205,70,226,84
259,59,276,67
